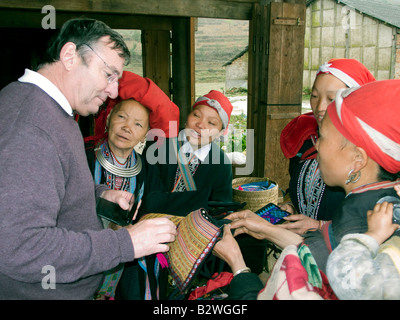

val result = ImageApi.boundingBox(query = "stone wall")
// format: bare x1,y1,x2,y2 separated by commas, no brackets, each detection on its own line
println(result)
303,0,399,89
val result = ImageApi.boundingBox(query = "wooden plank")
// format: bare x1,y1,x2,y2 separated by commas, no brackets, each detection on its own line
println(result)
267,2,305,105
142,30,171,96
263,2,306,192
0,0,254,20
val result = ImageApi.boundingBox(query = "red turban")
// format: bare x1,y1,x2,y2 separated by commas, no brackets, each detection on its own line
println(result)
327,79,400,174
192,90,233,131
85,71,180,146
317,58,376,87
280,59,375,159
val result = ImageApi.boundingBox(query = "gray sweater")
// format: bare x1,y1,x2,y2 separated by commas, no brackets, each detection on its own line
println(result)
0,81,134,299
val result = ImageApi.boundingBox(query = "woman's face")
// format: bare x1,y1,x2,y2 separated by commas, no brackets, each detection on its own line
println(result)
310,73,347,126
315,112,355,189
185,104,223,149
107,100,149,158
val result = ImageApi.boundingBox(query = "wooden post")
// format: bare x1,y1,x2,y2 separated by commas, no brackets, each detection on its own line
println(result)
142,30,171,96
248,2,306,192
171,17,195,129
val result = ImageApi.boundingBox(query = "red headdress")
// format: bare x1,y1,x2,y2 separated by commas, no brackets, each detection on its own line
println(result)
328,79,400,174
280,59,375,159
192,90,233,134
316,58,376,87
84,71,180,146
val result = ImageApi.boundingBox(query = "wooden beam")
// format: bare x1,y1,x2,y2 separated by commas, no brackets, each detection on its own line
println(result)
0,8,173,30
0,0,255,20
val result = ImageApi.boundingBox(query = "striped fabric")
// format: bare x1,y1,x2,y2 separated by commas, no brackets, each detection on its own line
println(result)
139,210,222,294
166,209,221,293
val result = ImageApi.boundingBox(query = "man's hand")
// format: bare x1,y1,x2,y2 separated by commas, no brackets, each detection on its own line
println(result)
126,218,177,259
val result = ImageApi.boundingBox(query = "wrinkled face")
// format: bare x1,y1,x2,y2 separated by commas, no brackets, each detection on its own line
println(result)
310,73,347,126
72,37,125,116
315,112,355,188
184,104,223,149
107,100,150,158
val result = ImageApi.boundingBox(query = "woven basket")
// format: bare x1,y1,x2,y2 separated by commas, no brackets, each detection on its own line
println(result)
232,177,279,212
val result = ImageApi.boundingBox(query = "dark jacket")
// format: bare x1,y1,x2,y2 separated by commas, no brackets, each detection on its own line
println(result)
141,138,233,216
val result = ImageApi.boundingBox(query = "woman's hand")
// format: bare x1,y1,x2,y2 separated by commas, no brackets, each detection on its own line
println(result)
279,214,320,235
226,210,273,240
366,201,399,245
395,184,400,197
280,203,296,214
101,189,134,210
213,224,247,274
226,209,304,249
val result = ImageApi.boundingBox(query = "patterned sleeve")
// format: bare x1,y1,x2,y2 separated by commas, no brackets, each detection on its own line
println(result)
326,234,400,299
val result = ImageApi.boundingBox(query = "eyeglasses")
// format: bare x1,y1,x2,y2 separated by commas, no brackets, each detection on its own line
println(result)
84,43,119,84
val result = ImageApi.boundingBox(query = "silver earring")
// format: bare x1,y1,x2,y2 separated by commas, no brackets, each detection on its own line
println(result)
345,169,361,184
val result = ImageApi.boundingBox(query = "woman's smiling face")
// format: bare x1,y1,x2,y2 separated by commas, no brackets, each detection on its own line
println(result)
184,104,223,149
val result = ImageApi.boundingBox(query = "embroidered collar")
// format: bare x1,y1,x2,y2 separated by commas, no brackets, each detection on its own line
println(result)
347,180,400,197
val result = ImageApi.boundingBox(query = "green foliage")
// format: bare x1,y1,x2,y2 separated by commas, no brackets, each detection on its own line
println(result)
217,113,248,153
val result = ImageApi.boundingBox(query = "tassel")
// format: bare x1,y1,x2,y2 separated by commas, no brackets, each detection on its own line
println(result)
157,253,169,269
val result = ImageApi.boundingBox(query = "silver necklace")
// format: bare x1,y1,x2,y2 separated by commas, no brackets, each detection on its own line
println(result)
95,148,142,178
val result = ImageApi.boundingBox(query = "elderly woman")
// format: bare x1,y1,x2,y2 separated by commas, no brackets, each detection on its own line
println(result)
214,79,400,299
280,59,375,234
84,71,179,299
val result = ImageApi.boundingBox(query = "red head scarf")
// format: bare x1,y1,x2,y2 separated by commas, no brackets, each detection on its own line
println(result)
280,59,375,159
85,71,180,146
192,90,233,131
317,58,376,87
327,79,400,174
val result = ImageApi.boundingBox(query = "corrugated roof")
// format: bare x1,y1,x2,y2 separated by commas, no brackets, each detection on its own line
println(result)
307,0,400,29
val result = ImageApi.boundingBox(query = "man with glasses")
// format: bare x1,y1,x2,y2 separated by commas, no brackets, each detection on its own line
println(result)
0,18,176,299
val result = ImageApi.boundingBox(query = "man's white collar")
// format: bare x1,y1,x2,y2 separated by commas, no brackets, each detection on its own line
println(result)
18,69,73,116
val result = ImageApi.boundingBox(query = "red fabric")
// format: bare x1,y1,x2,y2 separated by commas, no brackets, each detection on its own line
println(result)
283,254,312,294
259,245,338,300
188,272,233,300
84,71,179,146
328,79,400,174
317,58,376,85
280,112,318,159
193,90,233,128
280,59,375,159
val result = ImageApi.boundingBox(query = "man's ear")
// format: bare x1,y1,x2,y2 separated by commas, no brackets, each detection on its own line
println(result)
353,146,368,172
59,42,78,71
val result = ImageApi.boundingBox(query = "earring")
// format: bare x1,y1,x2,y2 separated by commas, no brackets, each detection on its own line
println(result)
345,169,361,184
